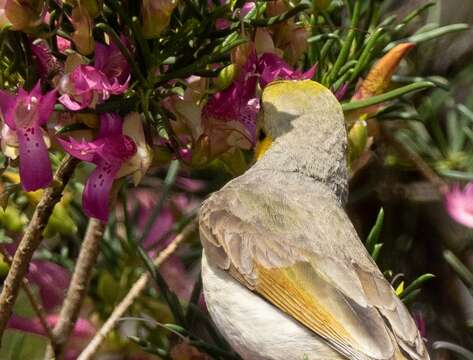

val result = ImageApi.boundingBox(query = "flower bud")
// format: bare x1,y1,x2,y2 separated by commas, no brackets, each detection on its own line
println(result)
348,119,368,163
239,1,255,19
231,42,254,69
142,0,178,39
97,272,119,304
215,64,238,91
353,43,415,100
266,0,287,17
191,135,210,167
255,27,275,55
0,255,10,279
0,206,24,232
79,0,99,17
4,0,44,31
0,0,10,29
118,112,153,186
274,22,308,65
71,6,95,55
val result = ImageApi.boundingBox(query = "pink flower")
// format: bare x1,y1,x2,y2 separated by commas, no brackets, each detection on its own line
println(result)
129,189,197,300
57,36,71,53
28,260,71,311
0,0,9,28
8,315,94,360
258,53,316,88
215,18,230,30
334,83,349,101
59,38,130,110
59,113,136,221
30,41,64,81
240,1,255,18
0,82,57,191
5,256,92,360
445,183,473,228
94,36,131,84
202,51,259,153
413,311,426,338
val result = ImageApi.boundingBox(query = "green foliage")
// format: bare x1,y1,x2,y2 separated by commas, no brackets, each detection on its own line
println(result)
365,208,434,303
0,330,47,360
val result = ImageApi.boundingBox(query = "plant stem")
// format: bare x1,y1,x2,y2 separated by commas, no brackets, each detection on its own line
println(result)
45,218,106,359
0,156,78,344
0,246,55,346
77,221,196,360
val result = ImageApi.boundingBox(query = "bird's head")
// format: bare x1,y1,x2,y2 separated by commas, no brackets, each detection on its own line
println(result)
255,80,344,161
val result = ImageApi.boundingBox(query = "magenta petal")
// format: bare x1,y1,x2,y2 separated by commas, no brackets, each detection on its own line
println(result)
37,89,58,125
29,81,42,99
0,89,16,129
8,315,43,336
334,83,348,101
57,137,102,162
216,18,230,30
98,112,123,137
302,64,317,80
258,53,315,88
82,159,121,221
95,37,130,83
240,1,255,18
17,127,52,191
28,260,71,311
94,42,108,72
59,94,87,111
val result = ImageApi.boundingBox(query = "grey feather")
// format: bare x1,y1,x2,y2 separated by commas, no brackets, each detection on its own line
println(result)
199,80,429,360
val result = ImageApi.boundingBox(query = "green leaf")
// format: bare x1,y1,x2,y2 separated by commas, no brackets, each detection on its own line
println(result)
387,23,469,50
0,330,47,360
366,208,384,254
371,243,383,262
55,123,92,135
437,169,473,181
394,1,436,32
444,250,473,288
457,104,473,123
341,82,435,112
446,110,465,153
401,273,435,299
401,288,421,304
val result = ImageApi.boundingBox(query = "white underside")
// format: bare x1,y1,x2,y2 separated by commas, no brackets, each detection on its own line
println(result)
201,253,344,360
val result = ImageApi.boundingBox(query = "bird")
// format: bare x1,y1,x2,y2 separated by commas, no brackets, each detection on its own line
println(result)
199,80,429,360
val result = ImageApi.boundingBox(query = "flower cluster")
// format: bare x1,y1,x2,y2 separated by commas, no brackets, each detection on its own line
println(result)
0,0,317,222
0,33,140,221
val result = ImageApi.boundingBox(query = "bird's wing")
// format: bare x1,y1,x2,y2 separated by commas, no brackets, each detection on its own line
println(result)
199,172,428,360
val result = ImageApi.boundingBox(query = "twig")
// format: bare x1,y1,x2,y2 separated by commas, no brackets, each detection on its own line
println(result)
77,221,196,360
45,218,106,359
0,246,55,345
0,156,79,343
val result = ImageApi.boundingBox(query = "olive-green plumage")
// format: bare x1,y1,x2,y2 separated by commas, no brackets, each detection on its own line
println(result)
200,80,429,360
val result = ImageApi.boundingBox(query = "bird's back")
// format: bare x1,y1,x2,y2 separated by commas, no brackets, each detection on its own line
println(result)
200,169,429,360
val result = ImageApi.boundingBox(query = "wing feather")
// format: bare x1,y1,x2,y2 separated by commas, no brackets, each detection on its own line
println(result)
199,170,428,360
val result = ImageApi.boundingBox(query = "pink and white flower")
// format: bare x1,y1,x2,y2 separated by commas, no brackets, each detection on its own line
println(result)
445,183,473,228
0,82,57,191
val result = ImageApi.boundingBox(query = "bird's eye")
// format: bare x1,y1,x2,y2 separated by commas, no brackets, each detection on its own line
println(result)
258,129,267,141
